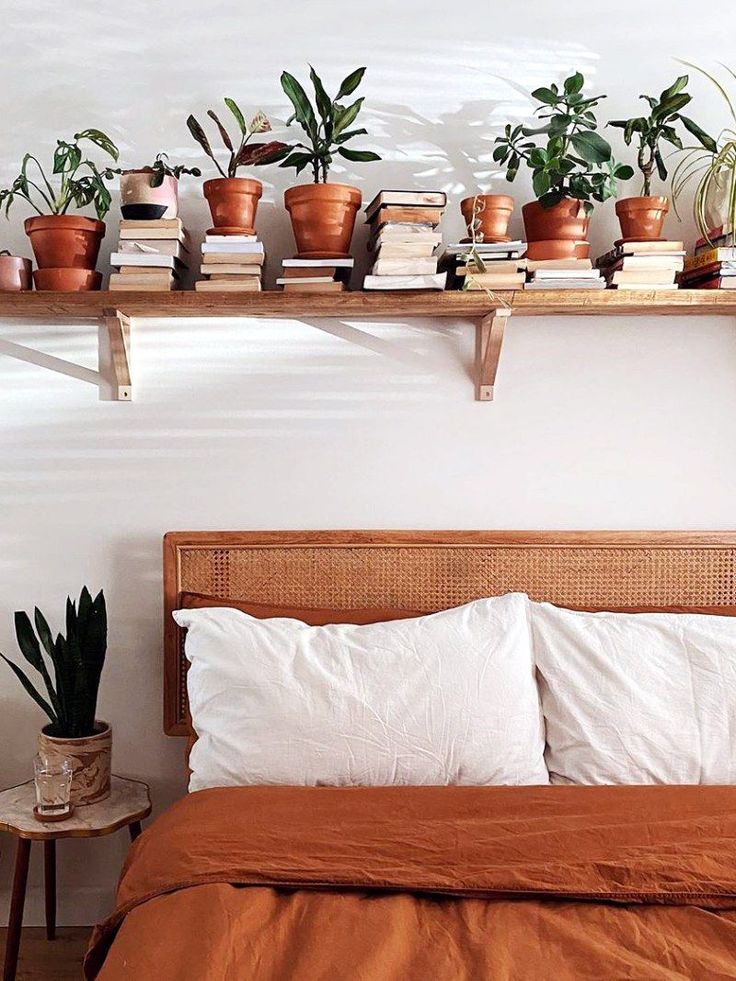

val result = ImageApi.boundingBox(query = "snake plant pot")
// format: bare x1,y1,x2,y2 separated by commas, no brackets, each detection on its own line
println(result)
284,183,361,258
615,196,669,241
38,720,111,805
24,215,105,270
460,194,514,243
0,255,32,291
120,170,179,220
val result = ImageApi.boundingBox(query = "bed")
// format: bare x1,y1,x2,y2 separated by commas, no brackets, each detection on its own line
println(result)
85,531,736,980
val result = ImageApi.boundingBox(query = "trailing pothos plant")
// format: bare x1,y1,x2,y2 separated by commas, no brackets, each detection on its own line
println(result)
272,66,381,183
0,587,107,739
608,75,716,196
0,130,119,219
187,99,287,178
493,72,633,211
108,152,202,187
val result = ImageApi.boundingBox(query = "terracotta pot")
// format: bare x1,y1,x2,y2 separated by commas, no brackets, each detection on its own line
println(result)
120,170,179,220
284,183,362,258
33,268,102,292
38,721,111,805
615,196,669,241
525,240,591,261
203,177,262,235
24,215,104,270
0,255,32,291
522,198,590,243
460,194,514,243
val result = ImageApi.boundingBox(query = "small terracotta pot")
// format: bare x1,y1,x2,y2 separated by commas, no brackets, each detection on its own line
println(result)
522,198,590,243
121,171,179,220
33,268,102,292
38,721,111,806
460,194,514,243
615,196,669,241
24,215,105,270
203,177,262,235
0,255,32,291
525,240,591,261
285,183,362,258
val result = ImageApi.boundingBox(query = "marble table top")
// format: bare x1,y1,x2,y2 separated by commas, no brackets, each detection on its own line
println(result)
0,775,151,839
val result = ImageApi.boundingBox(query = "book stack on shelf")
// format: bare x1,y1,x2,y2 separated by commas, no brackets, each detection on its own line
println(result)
679,227,736,289
363,190,447,291
195,234,265,292
442,240,526,290
109,218,189,291
276,257,354,293
525,258,604,290
596,240,684,290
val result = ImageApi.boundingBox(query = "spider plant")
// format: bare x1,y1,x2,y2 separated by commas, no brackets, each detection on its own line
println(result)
671,62,736,243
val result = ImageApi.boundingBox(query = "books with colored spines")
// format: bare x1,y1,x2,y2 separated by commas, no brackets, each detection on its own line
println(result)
595,241,684,290
364,190,447,289
110,219,190,291
195,233,265,292
678,248,736,289
695,226,735,254
523,258,604,290
277,257,354,292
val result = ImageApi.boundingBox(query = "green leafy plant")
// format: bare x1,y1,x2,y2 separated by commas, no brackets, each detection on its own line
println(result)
107,152,202,188
0,130,119,219
0,587,107,738
672,63,736,242
275,66,381,183
494,72,633,212
186,100,287,178
608,76,716,196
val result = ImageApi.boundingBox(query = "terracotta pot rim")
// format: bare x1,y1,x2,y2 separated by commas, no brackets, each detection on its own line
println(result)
285,182,361,205
461,193,514,210
615,195,669,210
522,197,586,214
24,215,105,234
204,177,263,192
41,720,111,742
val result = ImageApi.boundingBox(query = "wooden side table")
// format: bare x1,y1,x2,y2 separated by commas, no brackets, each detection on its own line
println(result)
0,775,151,981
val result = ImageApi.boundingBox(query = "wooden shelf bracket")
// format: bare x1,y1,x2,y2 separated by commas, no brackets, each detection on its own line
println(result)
99,308,132,401
475,308,511,401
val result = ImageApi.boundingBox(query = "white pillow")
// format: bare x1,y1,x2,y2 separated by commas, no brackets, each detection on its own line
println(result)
532,602,736,784
173,593,548,791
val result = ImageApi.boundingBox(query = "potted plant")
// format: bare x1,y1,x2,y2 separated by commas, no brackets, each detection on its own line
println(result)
671,63,736,244
0,249,32,291
0,588,109,806
494,72,633,259
0,130,118,291
608,76,716,241
107,153,201,220
460,194,514,243
187,100,286,235
274,66,381,257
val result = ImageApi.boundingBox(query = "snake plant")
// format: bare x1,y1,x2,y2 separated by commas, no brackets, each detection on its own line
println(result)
0,587,107,738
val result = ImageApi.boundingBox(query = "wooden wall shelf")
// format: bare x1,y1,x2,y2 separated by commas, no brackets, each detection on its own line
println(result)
1,289,734,402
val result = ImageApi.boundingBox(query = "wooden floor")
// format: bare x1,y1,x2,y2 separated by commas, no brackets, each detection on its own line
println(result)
0,927,90,980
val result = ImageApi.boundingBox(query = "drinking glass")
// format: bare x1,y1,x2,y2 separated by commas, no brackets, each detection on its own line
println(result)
33,755,73,818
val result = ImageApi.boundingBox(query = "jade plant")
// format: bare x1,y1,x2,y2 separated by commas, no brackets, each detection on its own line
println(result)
0,587,107,738
273,66,381,182
186,99,287,178
608,75,716,196
493,72,633,211
0,130,119,219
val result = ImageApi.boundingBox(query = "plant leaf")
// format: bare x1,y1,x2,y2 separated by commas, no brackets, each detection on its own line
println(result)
564,72,584,95
207,110,234,151
309,66,333,131
249,111,271,134
75,129,119,161
678,115,718,152
336,67,366,100
0,651,57,724
280,71,318,140
187,115,215,159
240,141,291,166
336,147,381,162
570,130,612,163
224,98,247,136
333,97,365,138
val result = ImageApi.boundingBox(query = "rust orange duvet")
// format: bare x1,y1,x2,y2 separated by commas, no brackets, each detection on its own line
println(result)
86,785,736,980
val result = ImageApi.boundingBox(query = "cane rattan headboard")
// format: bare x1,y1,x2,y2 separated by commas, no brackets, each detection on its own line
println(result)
163,530,736,735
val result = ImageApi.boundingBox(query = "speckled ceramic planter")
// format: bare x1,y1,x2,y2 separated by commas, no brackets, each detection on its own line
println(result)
38,721,111,806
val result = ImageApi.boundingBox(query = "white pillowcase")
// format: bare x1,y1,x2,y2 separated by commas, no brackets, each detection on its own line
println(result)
532,602,736,785
173,593,548,792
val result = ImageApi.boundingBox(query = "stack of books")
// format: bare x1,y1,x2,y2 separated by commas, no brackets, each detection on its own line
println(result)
442,240,526,290
525,258,604,290
363,190,447,291
596,241,684,290
109,218,189,291
276,257,354,293
195,234,265,292
679,227,736,289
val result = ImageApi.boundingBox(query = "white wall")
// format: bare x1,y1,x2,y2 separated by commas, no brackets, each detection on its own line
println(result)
2,0,736,924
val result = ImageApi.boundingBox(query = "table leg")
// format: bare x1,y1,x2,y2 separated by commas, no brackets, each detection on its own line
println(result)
44,840,56,941
128,821,142,842
3,838,31,981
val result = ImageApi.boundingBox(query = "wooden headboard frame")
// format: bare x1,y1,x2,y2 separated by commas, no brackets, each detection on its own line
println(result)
163,530,736,735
